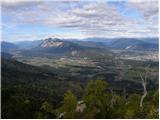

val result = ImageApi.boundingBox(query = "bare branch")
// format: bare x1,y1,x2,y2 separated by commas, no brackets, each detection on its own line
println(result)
139,66,149,108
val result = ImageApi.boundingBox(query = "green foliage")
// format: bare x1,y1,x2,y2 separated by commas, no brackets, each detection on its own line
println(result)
124,94,141,118
83,80,110,118
36,101,56,119
108,95,126,118
58,90,77,118
58,80,159,119
143,91,159,118
1,94,39,119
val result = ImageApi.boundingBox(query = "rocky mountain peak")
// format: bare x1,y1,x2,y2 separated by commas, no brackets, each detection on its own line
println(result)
40,38,64,48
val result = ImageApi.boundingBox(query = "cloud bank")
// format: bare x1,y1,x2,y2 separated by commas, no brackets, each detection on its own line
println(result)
1,0,159,41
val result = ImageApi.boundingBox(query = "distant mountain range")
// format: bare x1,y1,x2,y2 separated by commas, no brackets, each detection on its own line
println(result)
14,40,43,49
17,38,112,59
1,41,19,52
108,38,158,51
1,37,158,55
82,37,159,44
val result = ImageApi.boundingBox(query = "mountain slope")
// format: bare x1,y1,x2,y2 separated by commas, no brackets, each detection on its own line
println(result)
1,52,13,59
1,57,71,118
19,38,114,59
37,38,84,52
109,38,158,51
15,40,43,49
1,41,19,53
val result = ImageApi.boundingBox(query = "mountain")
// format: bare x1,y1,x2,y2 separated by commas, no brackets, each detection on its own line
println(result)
36,38,84,52
82,37,117,45
17,38,113,59
139,37,159,44
1,41,19,53
4,37,157,59
2,57,54,75
12,37,159,51
1,52,13,59
81,37,159,51
39,38,64,48
14,40,43,49
17,38,84,57
71,41,107,49
31,38,94,57
1,57,70,118
109,38,158,51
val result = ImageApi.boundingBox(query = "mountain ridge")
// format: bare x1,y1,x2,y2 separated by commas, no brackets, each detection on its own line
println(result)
2,37,158,53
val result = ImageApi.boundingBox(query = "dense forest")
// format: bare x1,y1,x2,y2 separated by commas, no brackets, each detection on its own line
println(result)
2,79,158,119
1,58,158,119
57,80,158,119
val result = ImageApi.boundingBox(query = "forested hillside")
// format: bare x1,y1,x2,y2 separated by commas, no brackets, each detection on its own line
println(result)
1,58,158,119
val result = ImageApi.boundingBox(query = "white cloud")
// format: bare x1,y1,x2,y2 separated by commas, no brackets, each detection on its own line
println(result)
1,0,159,39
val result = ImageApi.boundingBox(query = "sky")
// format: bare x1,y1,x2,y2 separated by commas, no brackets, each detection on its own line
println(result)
1,0,159,42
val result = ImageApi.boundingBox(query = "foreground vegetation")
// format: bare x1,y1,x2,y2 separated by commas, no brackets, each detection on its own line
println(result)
57,80,158,119
2,80,158,119
1,57,158,119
